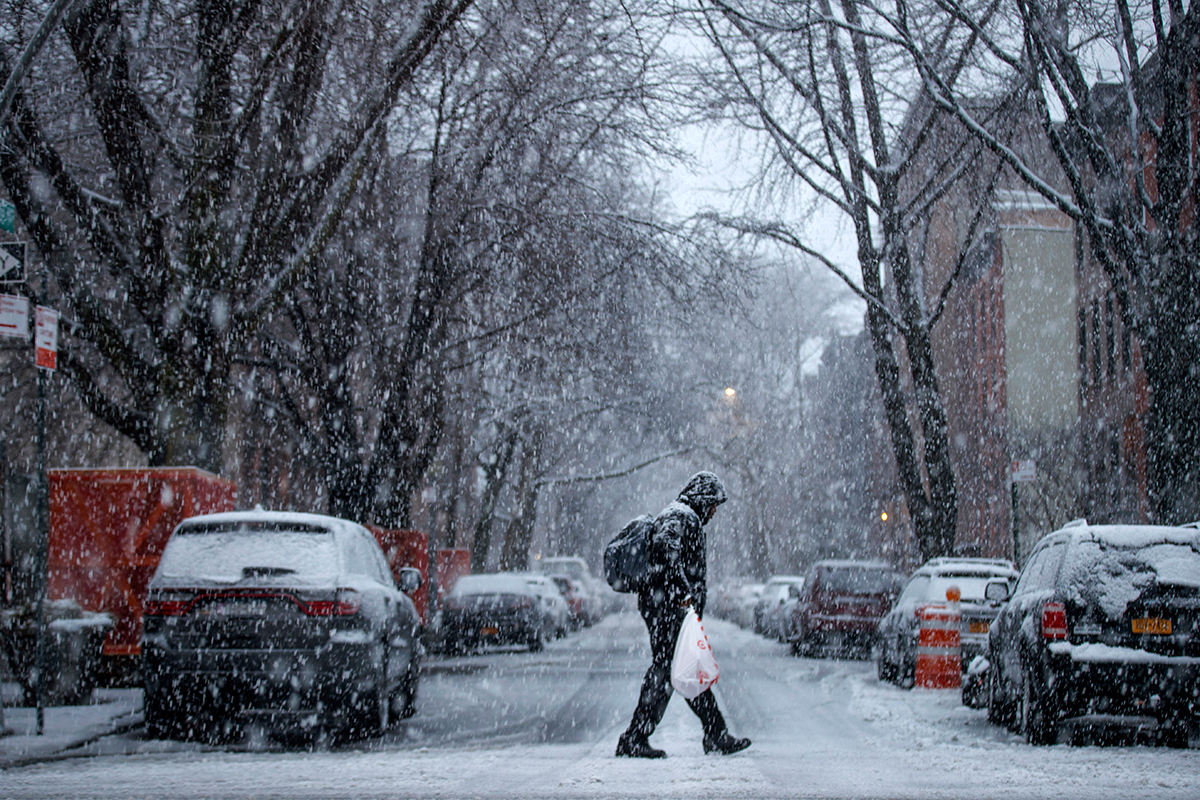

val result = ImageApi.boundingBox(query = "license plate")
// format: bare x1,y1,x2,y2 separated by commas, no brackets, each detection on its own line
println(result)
480,626,499,636
1132,617,1172,635
968,621,989,634
204,599,269,617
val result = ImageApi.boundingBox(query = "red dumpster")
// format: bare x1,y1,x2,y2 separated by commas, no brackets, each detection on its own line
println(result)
47,468,235,657
369,527,430,624
436,547,471,601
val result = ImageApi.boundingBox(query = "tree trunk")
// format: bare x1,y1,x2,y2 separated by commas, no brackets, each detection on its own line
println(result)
499,426,545,572
472,427,520,570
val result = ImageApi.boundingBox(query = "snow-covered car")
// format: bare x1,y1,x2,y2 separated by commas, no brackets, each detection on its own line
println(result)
537,556,610,619
548,574,593,629
791,560,903,657
439,573,554,653
986,520,1200,746
522,574,571,638
876,557,1019,687
717,582,765,628
755,575,805,638
141,511,423,741
775,585,804,642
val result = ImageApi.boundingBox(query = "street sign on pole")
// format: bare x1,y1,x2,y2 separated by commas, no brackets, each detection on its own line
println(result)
35,306,58,370
0,293,28,337
0,199,14,233
0,241,24,283
1011,460,1037,482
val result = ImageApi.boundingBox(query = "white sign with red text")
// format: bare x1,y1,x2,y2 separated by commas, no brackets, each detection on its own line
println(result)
0,293,28,338
35,305,58,370
1011,460,1037,482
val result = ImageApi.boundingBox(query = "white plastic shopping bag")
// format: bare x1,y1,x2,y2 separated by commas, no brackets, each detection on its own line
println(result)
670,607,719,699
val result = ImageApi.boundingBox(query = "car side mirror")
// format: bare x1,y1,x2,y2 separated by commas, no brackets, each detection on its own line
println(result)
397,567,423,594
788,585,801,599
984,581,1010,602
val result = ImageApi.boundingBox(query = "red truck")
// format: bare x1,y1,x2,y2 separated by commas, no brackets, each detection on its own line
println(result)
47,467,236,659
46,468,453,656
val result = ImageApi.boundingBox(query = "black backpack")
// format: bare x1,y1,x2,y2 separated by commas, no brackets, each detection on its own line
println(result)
604,514,656,593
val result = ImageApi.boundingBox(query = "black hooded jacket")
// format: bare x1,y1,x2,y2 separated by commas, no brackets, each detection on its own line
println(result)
642,471,726,618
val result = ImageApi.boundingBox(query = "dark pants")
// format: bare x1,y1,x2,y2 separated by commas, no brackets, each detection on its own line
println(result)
622,595,728,741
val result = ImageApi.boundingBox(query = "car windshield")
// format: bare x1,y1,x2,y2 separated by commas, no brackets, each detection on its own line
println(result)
928,575,1005,604
823,567,894,593
154,529,339,585
1061,536,1200,618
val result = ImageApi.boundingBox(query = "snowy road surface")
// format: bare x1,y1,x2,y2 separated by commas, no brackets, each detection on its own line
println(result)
1,611,1196,799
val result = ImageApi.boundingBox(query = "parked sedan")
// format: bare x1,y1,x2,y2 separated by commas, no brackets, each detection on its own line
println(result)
755,575,806,637
142,511,423,742
522,573,571,639
876,558,1019,687
986,520,1200,746
439,573,552,653
548,574,592,630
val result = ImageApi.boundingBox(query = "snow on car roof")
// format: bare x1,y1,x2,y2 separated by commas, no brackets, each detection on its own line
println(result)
174,509,361,534
813,560,893,570
1072,523,1200,549
922,562,1019,578
155,510,368,587
449,573,538,596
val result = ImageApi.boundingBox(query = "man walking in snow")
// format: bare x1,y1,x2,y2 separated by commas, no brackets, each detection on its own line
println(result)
616,471,752,758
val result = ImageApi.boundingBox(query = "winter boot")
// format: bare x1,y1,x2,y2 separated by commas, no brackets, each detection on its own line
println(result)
702,732,752,755
616,732,666,759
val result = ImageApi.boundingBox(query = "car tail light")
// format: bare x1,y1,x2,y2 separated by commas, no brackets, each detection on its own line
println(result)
144,590,195,616
1042,601,1068,640
303,589,361,617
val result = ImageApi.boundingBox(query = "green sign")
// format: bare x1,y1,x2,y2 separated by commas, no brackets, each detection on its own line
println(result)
0,200,13,234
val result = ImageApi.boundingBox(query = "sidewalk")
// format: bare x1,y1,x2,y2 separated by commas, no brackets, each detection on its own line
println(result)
0,685,142,770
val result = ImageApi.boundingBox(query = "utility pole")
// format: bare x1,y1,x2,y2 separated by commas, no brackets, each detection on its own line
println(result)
31,266,56,734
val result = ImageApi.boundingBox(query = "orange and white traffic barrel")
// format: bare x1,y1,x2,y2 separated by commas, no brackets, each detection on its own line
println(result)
914,586,962,689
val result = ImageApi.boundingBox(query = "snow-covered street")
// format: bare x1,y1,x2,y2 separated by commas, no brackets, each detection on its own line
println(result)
1,611,1196,799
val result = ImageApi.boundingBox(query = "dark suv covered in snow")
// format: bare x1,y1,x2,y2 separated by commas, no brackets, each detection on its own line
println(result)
986,520,1200,746
142,511,423,741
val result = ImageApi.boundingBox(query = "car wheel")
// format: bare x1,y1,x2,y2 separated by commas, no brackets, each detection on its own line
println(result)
346,653,389,740
1162,721,1190,749
896,645,915,689
528,627,545,652
1019,667,1056,745
143,688,174,739
986,664,1011,725
391,658,419,722
876,649,895,683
